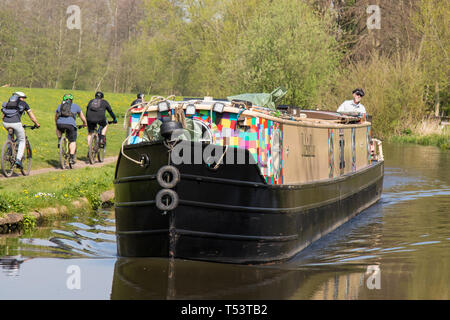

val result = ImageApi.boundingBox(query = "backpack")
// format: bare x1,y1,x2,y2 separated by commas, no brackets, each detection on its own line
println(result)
89,98,102,112
1,95,21,118
59,100,74,118
5,95,19,109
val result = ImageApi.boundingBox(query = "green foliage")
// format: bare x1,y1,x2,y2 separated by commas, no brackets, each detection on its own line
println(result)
0,8,18,82
0,0,448,140
223,0,340,107
0,163,115,214
390,133,450,150
21,214,37,232
0,194,27,213
324,53,427,139
413,0,450,114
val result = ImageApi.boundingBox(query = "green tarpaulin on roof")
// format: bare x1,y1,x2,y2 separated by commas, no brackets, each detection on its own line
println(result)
227,86,287,110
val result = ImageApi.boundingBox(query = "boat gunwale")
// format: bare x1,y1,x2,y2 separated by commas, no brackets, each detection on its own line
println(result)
114,145,384,190
114,161,384,212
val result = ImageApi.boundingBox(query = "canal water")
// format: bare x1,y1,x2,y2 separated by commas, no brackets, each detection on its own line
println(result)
0,143,449,300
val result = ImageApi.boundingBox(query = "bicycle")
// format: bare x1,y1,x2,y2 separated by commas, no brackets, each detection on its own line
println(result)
88,121,114,164
59,125,85,170
1,124,39,177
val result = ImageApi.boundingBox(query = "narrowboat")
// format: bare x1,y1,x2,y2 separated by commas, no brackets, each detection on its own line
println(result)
114,95,384,264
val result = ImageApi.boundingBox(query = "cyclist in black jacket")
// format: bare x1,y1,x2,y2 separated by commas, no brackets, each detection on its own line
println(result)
85,91,117,147
130,93,145,108
1,91,40,168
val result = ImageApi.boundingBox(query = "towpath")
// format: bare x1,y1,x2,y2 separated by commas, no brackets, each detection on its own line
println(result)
0,156,117,180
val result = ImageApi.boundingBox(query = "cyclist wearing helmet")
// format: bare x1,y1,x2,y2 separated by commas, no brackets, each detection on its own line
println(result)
86,91,117,147
1,91,40,168
337,88,367,115
55,93,87,165
130,93,145,107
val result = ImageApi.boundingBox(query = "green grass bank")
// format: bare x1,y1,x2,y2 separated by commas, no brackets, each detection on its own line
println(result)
0,163,116,233
0,87,137,232
0,87,138,169
389,134,450,150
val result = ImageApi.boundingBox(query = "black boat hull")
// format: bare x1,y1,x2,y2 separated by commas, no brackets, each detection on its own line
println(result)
114,141,384,264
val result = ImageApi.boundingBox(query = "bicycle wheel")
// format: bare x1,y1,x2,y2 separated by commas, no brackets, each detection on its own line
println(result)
21,139,32,176
1,141,15,177
97,143,105,163
88,135,98,164
59,137,69,169
68,151,74,170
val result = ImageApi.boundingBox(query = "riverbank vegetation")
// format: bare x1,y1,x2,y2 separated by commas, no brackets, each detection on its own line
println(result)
0,163,115,218
0,0,448,142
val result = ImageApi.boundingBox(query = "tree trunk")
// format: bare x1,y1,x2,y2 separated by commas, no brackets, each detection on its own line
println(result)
55,17,64,89
72,28,83,90
434,81,440,117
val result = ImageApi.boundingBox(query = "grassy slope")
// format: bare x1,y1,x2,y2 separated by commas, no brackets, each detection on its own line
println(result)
0,87,136,169
0,163,116,215
390,133,450,150
0,87,137,215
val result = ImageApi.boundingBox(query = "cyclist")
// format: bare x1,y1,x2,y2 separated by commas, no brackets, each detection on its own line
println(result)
130,93,145,107
55,93,87,165
86,91,117,148
1,91,40,169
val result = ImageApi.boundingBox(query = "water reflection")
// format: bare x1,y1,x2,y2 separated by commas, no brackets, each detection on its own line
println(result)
111,257,415,300
0,210,117,259
0,256,30,277
110,257,378,300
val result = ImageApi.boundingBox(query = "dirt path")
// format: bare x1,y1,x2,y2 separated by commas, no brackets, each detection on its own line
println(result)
0,156,118,180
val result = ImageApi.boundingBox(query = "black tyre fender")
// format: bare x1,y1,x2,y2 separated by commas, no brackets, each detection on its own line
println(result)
160,120,183,140
156,165,180,188
155,189,179,211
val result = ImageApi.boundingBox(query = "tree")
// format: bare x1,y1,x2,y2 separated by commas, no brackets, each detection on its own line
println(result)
223,0,341,108
0,8,18,85
414,0,450,116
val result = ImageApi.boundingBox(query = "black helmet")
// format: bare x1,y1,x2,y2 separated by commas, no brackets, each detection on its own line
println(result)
137,93,144,99
95,91,104,99
352,88,365,97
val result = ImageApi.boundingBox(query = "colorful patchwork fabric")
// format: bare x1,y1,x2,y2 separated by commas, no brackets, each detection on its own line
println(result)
351,128,356,172
128,109,283,185
367,126,372,163
211,113,282,185
328,129,334,178
191,110,211,125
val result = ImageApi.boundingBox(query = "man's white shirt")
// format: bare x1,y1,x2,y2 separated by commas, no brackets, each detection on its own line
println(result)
337,100,366,114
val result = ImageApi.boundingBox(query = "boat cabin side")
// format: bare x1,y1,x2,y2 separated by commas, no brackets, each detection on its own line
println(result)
123,98,382,186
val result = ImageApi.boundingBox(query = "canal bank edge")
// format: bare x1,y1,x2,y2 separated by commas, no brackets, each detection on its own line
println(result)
0,190,115,234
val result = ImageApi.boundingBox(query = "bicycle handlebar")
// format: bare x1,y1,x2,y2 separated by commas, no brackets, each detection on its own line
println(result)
23,124,40,130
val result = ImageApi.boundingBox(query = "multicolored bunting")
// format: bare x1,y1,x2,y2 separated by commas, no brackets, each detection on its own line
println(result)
367,126,372,163
328,129,334,179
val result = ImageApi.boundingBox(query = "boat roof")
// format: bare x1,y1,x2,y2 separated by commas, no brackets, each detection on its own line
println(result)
129,97,370,128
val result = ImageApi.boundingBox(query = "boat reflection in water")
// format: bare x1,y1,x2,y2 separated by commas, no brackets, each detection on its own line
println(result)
110,257,377,300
